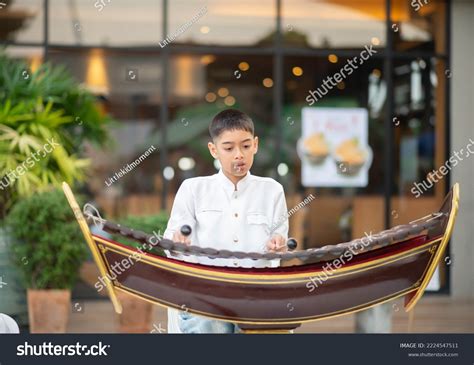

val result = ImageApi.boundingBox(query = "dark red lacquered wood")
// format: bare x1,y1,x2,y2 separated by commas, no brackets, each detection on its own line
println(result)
94,233,439,325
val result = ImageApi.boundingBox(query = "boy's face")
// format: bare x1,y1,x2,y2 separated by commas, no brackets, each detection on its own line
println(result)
208,129,258,178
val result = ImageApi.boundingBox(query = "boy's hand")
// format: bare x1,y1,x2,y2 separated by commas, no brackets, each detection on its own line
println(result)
172,231,191,245
265,234,288,253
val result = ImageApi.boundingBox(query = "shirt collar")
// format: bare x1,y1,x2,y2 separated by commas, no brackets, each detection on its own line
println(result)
217,169,252,195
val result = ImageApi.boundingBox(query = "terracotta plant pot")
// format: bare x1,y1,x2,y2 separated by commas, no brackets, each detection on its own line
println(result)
116,291,153,333
27,289,71,333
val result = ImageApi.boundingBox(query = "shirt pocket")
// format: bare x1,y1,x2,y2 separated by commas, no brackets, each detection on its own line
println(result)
196,208,223,244
246,212,271,238
246,212,269,226
197,208,223,218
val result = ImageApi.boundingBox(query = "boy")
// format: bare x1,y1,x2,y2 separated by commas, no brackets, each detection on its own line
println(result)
163,109,289,334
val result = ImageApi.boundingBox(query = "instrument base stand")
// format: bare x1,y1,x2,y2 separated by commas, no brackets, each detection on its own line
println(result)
238,323,300,334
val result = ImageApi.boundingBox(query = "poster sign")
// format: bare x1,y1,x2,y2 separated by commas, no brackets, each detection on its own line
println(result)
299,107,372,187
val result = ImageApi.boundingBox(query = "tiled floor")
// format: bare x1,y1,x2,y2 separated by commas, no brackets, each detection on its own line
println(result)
66,296,474,334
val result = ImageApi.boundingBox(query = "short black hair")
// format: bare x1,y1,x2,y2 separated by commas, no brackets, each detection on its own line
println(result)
209,109,254,140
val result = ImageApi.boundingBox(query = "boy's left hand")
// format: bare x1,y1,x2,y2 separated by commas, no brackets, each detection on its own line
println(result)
265,234,288,253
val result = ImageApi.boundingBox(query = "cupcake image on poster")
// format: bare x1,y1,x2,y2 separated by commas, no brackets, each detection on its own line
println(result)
333,137,370,176
299,132,329,165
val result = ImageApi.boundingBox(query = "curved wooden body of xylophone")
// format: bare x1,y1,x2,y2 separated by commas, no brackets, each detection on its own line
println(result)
62,183,459,333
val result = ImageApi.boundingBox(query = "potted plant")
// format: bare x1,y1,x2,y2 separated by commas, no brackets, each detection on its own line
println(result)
0,51,112,328
5,189,87,333
112,213,168,333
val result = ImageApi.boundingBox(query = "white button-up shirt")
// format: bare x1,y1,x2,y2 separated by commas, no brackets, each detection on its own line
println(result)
163,169,289,333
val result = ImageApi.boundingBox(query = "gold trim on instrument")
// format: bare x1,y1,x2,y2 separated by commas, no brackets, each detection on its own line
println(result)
405,183,460,311
62,182,123,314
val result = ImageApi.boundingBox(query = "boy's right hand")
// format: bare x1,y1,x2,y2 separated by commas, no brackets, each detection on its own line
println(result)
172,231,191,245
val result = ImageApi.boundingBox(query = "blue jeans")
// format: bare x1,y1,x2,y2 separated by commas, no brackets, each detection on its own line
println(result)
178,311,240,334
